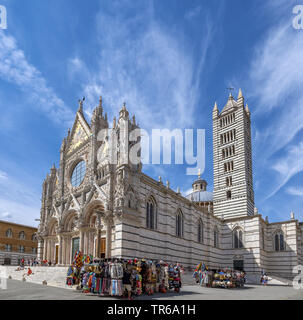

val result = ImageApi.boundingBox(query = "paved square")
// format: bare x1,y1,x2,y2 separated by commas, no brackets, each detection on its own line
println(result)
0,279,302,300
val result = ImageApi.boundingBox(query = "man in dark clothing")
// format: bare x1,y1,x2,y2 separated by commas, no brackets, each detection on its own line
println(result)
123,268,133,300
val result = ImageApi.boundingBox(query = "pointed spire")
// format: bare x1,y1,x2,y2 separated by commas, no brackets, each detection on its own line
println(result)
237,88,244,107
104,112,108,122
78,97,84,113
245,103,250,116
113,116,116,128
166,180,170,189
119,101,129,119
132,115,136,126
51,163,56,175
61,137,66,151
291,211,295,220
98,96,103,115
213,101,219,119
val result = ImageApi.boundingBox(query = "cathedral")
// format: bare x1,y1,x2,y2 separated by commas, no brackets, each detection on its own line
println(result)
37,90,303,281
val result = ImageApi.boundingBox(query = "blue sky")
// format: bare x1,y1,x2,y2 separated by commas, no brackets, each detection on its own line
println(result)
0,0,303,227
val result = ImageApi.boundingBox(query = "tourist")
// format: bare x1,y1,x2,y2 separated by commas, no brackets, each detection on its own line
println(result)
27,268,33,276
123,267,133,300
262,273,268,286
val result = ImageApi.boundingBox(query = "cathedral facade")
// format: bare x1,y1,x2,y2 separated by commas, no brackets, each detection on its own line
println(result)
37,91,303,281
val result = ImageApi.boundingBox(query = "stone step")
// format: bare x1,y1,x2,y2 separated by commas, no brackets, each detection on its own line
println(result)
0,266,73,289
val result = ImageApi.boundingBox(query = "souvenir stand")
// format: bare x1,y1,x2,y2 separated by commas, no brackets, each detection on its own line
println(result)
212,270,245,288
66,257,183,298
193,262,213,287
193,263,245,289
66,250,83,286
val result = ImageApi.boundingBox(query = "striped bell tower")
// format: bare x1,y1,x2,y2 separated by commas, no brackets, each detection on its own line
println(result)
212,89,254,219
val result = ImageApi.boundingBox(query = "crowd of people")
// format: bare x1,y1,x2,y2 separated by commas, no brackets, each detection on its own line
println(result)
16,258,39,268
66,251,184,300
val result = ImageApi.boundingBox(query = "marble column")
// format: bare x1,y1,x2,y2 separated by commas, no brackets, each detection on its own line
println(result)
64,237,68,265
67,237,71,265
61,237,65,265
95,230,100,257
87,232,91,256
64,236,68,265
58,236,63,265
47,239,51,261
43,239,47,260
50,239,53,263
105,220,112,259
91,232,95,256
52,239,55,263
38,239,44,261
80,230,84,253
84,232,88,255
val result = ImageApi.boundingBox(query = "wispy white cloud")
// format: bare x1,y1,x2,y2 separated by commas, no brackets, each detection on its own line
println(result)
249,25,303,151
70,3,214,131
67,56,90,81
185,6,202,20
243,4,303,199
1,211,13,220
0,30,73,124
0,197,39,226
266,141,303,199
0,170,8,180
286,186,303,196
0,171,40,226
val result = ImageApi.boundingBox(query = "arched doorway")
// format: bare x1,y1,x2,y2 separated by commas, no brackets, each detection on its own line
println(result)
47,218,59,264
4,258,11,265
83,200,105,258
61,210,79,265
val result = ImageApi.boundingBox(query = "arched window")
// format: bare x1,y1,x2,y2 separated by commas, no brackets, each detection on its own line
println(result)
71,161,86,187
31,234,37,241
176,210,184,238
198,219,204,243
19,231,26,240
146,197,157,230
19,245,25,253
214,227,219,248
233,228,244,248
274,231,285,251
6,229,12,238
